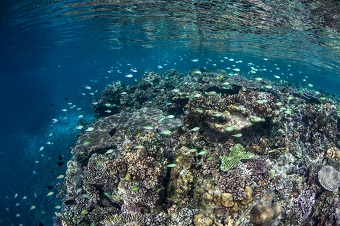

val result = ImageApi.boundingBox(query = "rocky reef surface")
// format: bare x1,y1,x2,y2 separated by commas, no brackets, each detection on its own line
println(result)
54,69,340,226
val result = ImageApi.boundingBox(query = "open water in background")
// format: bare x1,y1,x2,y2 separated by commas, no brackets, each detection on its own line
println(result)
0,0,339,224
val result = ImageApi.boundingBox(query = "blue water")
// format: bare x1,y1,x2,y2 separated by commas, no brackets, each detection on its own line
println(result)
0,0,340,225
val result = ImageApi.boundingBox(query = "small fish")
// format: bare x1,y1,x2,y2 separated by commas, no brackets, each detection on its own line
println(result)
57,161,64,166
109,128,117,137
158,116,166,122
85,127,94,132
30,205,36,210
39,146,44,151
144,126,153,130
85,85,91,90
46,185,53,190
58,155,64,160
76,125,83,130
57,175,64,179
55,205,62,209
190,127,200,132
105,149,114,154
232,133,243,137
14,193,18,198
47,191,54,197
160,130,172,135
83,141,90,146
207,156,214,161
197,150,207,155
225,126,235,132
256,99,268,104
284,109,292,114
61,109,67,112
165,163,177,168
188,148,198,152
191,59,199,62
157,65,163,69
22,196,27,200
105,110,112,113
213,112,223,117
125,74,133,78
78,115,84,118
82,194,90,199
131,186,139,191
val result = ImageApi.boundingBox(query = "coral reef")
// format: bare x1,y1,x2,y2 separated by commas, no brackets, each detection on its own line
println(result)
55,69,340,225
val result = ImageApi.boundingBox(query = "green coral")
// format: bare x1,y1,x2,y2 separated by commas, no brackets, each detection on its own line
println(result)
220,144,253,171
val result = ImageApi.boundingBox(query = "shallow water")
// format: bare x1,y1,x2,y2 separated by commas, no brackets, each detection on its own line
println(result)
0,0,339,225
